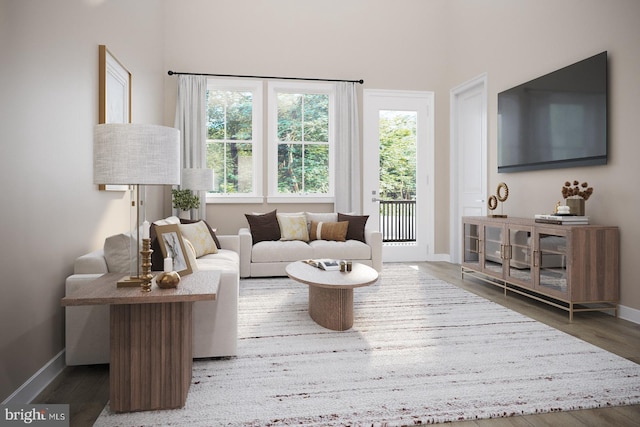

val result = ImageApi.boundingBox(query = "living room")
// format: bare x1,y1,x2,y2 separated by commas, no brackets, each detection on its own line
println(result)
1,0,639,420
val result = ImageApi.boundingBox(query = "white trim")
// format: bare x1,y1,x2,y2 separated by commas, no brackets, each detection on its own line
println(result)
427,253,451,262
362,89,435,263
449,73,488,265
267,81,336,200
206,195,264,204
2,350,66,404
619,304,640,325
266,196,334,204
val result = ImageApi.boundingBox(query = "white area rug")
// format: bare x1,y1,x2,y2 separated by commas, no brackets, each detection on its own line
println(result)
94,264,640,426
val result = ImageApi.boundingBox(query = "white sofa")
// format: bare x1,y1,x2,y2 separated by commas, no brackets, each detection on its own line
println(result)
239,211,382,278
64,217,239,366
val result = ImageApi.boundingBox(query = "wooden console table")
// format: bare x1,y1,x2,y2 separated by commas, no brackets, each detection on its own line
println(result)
62,271,220,412
461,216,618,321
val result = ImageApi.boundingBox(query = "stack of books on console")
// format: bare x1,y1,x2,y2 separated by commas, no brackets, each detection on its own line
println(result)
534,214,589,225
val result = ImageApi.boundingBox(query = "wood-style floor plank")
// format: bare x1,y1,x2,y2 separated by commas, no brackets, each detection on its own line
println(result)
34,261,639,426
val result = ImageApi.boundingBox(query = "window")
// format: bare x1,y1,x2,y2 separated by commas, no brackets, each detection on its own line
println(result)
206,79,262,202
268,82,335,202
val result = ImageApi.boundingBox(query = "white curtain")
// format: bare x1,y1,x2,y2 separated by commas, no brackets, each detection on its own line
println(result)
174,75,207,220
334,82,361,213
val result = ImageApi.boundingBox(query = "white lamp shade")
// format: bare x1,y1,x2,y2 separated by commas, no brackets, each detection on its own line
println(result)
181,168,214,191
94,124,181,185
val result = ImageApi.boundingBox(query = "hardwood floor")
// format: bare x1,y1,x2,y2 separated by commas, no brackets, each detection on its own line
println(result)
34,261,640,426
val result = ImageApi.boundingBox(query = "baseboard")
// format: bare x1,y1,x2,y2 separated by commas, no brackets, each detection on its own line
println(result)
619,304,640,325
1,350,66,404
427,253,451,262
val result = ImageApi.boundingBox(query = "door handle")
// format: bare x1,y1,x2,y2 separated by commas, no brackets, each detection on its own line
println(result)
372,198,382,202
475,199,485,203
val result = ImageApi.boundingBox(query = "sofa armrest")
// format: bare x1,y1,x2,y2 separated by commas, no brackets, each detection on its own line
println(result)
238,228,253,278
74,249,109,274
217,234,239,253
365,227,383,272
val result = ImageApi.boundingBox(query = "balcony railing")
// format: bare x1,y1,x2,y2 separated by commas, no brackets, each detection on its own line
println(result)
379,200,416,242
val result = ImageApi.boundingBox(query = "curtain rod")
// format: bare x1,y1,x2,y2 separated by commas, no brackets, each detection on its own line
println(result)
167,70,364,84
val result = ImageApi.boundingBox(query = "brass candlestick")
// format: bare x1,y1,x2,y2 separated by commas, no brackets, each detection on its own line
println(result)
140,238,154,292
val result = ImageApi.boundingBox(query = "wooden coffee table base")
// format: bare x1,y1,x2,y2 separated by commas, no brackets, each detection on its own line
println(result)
286,261,378,331
309,286,354,331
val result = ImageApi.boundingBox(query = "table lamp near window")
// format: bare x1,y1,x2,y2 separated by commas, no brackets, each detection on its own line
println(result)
94,123,180,287
179,168,214,220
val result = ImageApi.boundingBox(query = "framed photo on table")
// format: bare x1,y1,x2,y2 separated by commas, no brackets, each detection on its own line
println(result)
98,44,131,191
155,224,193,277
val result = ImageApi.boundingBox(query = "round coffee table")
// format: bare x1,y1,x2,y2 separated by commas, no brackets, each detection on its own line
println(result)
285,261,379,331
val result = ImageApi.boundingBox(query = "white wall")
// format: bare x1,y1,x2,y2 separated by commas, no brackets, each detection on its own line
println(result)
0,0,168,402
1,0,639,403
445,0,640,319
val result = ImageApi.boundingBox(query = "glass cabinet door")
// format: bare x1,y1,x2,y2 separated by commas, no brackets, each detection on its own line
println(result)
462,222,480,269
536,232,568,297
482,225,504,276
506,226,533,286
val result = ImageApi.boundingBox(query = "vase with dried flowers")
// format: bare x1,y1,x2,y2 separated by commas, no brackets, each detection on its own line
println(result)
562,180,593,216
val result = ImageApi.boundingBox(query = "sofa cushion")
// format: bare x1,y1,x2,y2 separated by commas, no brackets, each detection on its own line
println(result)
196,249,240,273
180,218,221,249
309,221,349,242
338,213,369,243
309,239,372,260
103,233,138,274
199,249,239,264
305,212,338,227
276,213,309,241
179,221,218,257
245,210,281,243
251,240,314,263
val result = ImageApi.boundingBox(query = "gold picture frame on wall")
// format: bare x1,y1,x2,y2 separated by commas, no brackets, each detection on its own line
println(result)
98,44,131,191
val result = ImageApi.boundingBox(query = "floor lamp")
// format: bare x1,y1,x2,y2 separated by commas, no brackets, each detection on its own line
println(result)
181,168,214,220
94,123,180,287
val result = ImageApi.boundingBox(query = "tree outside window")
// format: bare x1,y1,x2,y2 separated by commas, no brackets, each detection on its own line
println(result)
206,80,261,196
275,91,331,195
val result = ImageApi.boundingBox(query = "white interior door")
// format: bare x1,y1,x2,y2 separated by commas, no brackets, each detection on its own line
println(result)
450,75,488,264
363,90,434,262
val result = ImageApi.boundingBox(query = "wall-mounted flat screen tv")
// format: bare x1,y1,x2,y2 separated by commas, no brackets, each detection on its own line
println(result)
498,51,608,173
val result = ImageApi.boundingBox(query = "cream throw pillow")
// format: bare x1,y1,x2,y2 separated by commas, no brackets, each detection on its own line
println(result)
277,214,310,241
179,221,217,258
182,238,199,272
103,233,138,273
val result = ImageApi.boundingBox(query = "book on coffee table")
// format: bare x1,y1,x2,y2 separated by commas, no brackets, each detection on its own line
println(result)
303,259,341,271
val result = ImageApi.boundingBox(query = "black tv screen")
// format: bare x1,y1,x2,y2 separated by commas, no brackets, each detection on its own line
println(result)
498,51,608,173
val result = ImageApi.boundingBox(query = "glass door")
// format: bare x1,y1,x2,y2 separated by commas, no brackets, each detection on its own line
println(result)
462,222,481,269
506,225,533,287
535,230,569,298
482,224,504,277
362,90,434,262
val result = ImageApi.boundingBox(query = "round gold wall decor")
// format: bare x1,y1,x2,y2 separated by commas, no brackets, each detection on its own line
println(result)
496,182,509,202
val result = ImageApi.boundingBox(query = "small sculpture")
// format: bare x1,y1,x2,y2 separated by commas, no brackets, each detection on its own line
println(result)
156,256,180,288
157,271,181,288
488,182,509,218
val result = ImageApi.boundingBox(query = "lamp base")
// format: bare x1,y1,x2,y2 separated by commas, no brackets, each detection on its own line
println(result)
117,276,144,288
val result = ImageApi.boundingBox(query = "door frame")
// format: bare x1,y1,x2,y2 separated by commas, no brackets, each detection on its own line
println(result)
449,74,488,265
362,89,435,262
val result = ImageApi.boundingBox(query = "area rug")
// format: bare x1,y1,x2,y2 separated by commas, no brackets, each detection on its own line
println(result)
94,264,640,426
